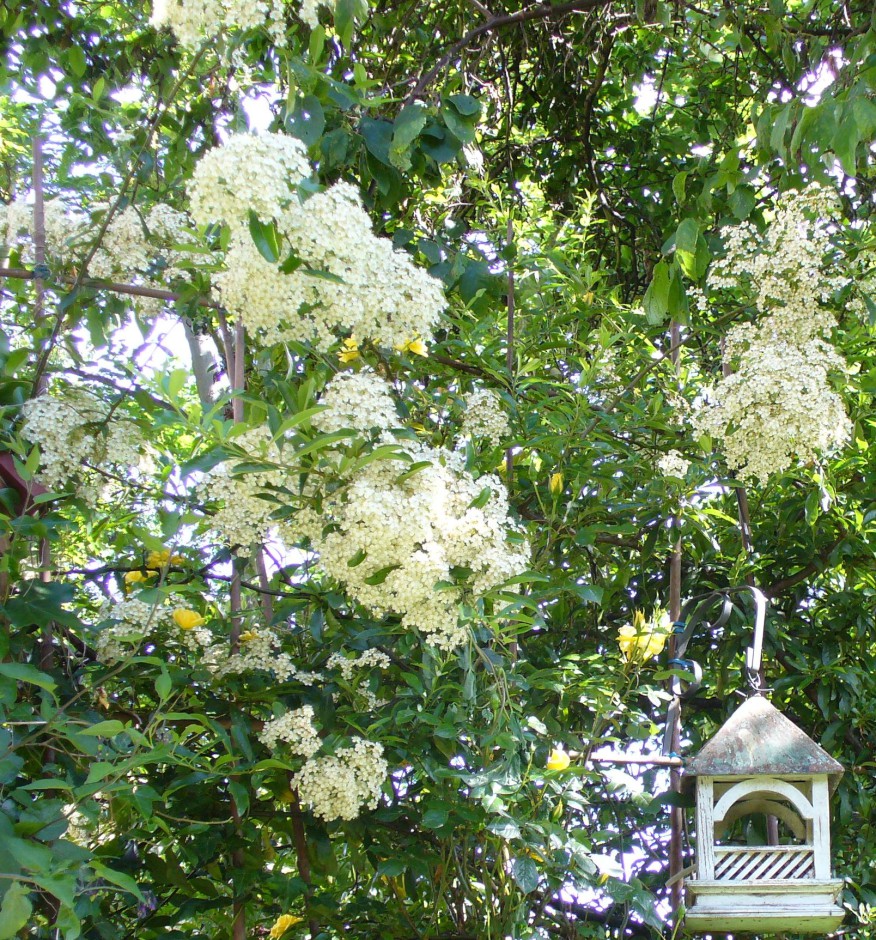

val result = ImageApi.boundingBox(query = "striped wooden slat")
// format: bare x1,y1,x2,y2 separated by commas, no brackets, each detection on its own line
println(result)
713,847,815,882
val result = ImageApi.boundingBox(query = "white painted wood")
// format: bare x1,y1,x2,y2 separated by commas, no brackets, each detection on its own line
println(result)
713,776,814,822
713,846,815,881
685,877,845,933
716,797,807,840
695,776,715,880
812,774,831,879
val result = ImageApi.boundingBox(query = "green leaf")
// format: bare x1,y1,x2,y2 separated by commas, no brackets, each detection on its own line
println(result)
78,720,126,737
363,565,401,586
155,668,172,701
675,218,699,255
441,95,481,145
2,580,79,630
0,662,56,693
729,184,756,220
468,486,492,510
248,211,281,264
285,94,325,147
90,862,144,901
360,117,394,166
390,103,429,171
0,881,32,939
347,548,367,567
510,855,539,894
672,171,687,205
643,260,671,324
487,818,521,840
67,46,86,78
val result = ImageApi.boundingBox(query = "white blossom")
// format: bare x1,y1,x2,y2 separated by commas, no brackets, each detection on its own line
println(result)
189,132,311,229
657,450,690,479
293,738,387,821
258,705,321,757
460,387,510,447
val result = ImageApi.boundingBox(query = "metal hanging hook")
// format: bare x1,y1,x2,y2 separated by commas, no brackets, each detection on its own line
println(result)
661,586,770,757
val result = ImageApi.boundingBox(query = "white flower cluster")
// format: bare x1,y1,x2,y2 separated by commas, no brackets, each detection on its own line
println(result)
291,373,530,650
21,389,145,491
96,595,168,663
150,0,290,50
460,387,511,447
190,133,311,229
326,648,391,681
258,704,321,757
292,738,387,822
209,627,320,685
89,207,151,281
657,450,690,479
707,183,847,338
4,197,86,263
201,427,287,550
312,370,402,435
85,204,201,313
693,336,850,483
191,134,446,352
696,184,851,482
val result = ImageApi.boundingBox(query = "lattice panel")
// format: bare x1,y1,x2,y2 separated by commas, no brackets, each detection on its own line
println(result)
714,847,815,881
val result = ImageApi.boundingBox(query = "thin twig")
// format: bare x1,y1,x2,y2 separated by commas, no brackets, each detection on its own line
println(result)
409,0,617,99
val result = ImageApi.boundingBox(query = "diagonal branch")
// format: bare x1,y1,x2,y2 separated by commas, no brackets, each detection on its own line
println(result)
409,0,617,99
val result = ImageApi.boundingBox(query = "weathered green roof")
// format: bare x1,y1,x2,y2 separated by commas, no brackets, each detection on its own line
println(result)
684,695,844,786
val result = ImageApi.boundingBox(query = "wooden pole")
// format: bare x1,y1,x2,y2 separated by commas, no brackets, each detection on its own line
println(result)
667,320,684,915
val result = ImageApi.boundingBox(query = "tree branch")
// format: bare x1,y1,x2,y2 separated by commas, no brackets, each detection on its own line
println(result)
409,0,617,99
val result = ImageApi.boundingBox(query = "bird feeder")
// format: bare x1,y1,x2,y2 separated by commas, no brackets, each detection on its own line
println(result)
683,695,845,933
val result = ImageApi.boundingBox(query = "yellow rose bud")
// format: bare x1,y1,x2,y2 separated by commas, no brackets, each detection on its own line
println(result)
546,747,571,771
239,630,259,643
269,914,304,939
170,554,185,565
173,609,204,630
124,570,146,585
549,471,564,496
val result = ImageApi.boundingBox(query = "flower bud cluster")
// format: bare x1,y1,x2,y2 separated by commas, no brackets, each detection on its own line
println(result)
460,387,511,448
657,450,690,479
22,389,146,492
4,197,86,263
290,372,530,650
258,705,322,757
150,0,290,50
325,648,391,681
292,738,387,822
201,427,287,550
209,627,320,685
696,184,851,481
95,594,169,662
190,134,446,353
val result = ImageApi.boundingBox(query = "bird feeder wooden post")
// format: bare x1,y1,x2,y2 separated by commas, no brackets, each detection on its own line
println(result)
683,695,845,933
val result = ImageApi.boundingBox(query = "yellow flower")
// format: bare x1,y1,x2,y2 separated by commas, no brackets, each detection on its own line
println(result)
146,549,171,569
124,570,147,585
172,608,204,630
239,629,259,643
395,337,428,357
546,747,571,771
549,471,564,496
337,337,360,363
269,914,304,939
618,609,671,663
146,548,184,568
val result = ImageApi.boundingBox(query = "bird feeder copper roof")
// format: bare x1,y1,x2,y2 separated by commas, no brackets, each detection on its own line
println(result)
684,695,844,791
